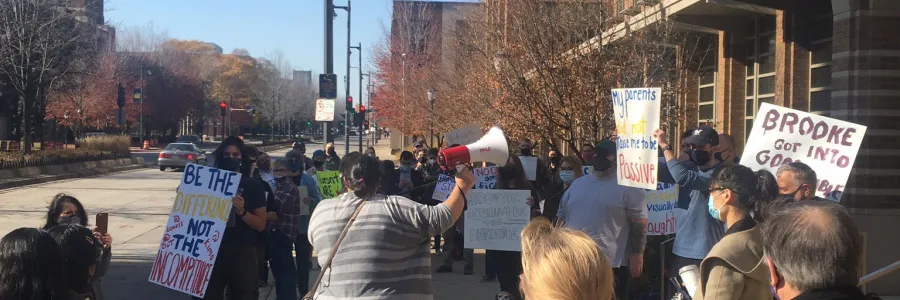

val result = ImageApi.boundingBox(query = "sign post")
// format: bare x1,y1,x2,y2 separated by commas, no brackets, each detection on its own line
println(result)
148,164,241,297
315,99,336,122
740,103,867,201
318,74,337,143
611,87,661,189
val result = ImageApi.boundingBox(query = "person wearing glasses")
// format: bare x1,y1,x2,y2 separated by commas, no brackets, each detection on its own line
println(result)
693,165,777,300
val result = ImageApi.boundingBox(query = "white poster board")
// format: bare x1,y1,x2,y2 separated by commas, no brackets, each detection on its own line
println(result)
645,182,678,235
149,164,241,297
315,99,335,122
611,88,661,189
431,174,455,201
465,189,531,251
740,103,867,201
297,186,310,215
445,125,482,146
518,156,538,181
474,166,498,189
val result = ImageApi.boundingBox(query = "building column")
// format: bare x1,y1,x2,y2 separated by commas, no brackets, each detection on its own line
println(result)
829,0,900,295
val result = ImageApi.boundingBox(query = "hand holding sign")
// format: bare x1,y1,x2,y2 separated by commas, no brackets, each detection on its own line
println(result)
232,195,245,214
653,129,669,148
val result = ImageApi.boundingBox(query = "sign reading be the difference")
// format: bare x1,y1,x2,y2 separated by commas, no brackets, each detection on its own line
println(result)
740,103,867,201
149,164,241,297
611,88,661,189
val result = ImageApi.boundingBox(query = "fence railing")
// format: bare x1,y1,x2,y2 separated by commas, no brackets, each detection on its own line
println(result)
0,152,132,170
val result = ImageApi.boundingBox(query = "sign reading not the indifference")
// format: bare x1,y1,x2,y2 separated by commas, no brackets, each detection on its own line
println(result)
465,189,531,252
149,163,241,297
611,88,661,190
740,103,867,201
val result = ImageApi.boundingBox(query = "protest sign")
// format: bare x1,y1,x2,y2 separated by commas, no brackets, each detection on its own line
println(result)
645,182,678,235
465,189,531,251
518,156,538,181
446,125,482,146
148,164,240,297
432,174,455,201
316,170,342,199
611,88,661,189
740,103,867,201
583,165,594,176
297,186,310,215
474,166,498,189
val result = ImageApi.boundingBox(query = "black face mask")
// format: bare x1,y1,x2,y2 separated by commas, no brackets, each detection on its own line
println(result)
313,161,325,168
714,149,731,163
57,215,82,225
520,148,533,156
690,149,711,166
418,157,426,164
218,157,242,172
550,156,561,166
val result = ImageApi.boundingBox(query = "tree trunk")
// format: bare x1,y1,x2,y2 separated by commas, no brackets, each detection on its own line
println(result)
20,96,32,153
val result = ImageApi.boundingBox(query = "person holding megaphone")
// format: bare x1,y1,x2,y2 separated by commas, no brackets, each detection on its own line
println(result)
307,152,476,299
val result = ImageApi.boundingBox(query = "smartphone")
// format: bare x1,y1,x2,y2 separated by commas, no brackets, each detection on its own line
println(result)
95,213,109,234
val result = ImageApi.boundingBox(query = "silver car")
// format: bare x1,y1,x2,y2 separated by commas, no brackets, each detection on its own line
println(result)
158,143,208,171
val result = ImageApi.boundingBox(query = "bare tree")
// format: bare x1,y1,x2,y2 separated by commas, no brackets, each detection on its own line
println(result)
0,0,97,152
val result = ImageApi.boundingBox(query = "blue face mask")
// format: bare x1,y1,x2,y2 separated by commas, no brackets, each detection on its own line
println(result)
707,194,725,221
559,170,575,184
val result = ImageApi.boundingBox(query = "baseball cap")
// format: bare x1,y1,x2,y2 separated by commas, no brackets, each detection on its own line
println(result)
682,126,719,147
595,140,617,156
312,150,326,158
292,141,306,149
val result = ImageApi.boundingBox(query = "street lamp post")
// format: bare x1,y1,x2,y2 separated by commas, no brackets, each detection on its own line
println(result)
335,0,351,155
427,88,435,147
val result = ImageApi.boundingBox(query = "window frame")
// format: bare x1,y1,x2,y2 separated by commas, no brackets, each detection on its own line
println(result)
808,14,833,115
745,16,777,141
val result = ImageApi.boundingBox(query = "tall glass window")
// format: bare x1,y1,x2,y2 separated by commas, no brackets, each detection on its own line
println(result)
745,15,776,141
809,14,833,114
698,49,716,127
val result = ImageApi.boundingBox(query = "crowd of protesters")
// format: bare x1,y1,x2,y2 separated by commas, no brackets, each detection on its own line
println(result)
0,128,882,300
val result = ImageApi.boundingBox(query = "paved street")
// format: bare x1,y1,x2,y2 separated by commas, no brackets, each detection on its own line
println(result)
0,145,497,300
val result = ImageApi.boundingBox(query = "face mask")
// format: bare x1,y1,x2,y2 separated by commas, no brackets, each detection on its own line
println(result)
690,149,711,166
427,158,436,165
582,153,594,162
257,160,271,173
714,150,730,163
313,161,325,168
273,174,285,179
327,149,336,156
57,215,82,225
559,170,575,184
780,186,803,199
520,148,533,156
550,156,561,166
218,157,242,172
707,193,726,221
418,157,426,164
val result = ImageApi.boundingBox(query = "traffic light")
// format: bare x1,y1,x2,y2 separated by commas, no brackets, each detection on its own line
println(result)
346,96,353,110
359,104,366,113
219,101,227,116
306,120,311,126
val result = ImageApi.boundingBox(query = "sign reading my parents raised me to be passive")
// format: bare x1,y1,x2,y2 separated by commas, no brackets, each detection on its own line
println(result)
149,163,241,298
611,87,661,190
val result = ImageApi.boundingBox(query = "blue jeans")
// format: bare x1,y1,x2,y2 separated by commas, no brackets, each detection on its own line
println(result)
295,234,312,296
268,231,297,300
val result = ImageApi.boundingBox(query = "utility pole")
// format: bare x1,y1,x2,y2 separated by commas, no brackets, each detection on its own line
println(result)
324,0,335,144
335,0,351,155
352,43,363,153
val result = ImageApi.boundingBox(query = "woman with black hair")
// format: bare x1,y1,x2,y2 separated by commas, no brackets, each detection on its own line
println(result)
395,150,426,202
491,155,538,300
42,194,113,300
307,152,474,299
378,160,398,195
0,228,63,300
693,165,772,300
47,224,103,300
196,136,268,300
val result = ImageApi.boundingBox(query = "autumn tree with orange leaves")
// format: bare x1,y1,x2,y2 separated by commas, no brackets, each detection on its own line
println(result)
372,0,713,156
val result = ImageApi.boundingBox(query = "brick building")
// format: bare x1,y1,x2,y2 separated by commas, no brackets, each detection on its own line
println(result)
597,0,900,294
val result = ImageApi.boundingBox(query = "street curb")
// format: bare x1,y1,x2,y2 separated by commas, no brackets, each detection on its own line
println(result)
0,164,147,190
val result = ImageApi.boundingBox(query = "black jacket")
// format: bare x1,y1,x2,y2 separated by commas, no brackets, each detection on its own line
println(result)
794,287,876,300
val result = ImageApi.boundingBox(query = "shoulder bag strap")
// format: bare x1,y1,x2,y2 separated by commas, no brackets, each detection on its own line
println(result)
303,195,370,300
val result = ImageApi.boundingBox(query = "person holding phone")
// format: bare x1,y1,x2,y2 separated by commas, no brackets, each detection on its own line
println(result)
196,137,267,300
42,194,112,300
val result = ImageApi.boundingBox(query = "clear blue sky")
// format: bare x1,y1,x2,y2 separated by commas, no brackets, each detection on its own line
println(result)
106,0,398,105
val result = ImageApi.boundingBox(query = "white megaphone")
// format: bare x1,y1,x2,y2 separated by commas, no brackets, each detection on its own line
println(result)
439,127,509,171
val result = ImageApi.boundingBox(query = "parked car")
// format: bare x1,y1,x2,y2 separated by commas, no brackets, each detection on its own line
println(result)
158,143,207,171
176,135,202,146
